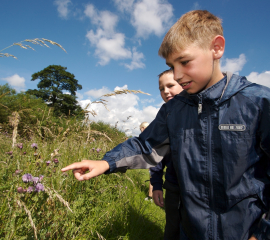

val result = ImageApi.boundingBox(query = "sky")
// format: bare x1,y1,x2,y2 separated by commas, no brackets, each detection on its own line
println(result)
1,0,270,136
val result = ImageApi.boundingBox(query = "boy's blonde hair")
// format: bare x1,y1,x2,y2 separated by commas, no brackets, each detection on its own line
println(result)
158,10,223,59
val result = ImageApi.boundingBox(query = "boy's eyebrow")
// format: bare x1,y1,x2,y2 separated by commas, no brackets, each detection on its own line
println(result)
166,55,185,66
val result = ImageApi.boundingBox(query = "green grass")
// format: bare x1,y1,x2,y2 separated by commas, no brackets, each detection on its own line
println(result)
0,121,165,240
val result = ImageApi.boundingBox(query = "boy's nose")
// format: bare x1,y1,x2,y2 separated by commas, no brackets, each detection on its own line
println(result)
164,87,169,93
173,68,184,82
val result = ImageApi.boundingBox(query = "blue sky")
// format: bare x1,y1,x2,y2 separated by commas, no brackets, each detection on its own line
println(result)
1,0,270,135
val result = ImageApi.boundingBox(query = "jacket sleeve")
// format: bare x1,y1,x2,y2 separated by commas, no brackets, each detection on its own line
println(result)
102,104,170,173
149,160,165,191
251,86,270,240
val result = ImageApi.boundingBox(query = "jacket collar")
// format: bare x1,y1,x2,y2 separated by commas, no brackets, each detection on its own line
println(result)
175,72,253,106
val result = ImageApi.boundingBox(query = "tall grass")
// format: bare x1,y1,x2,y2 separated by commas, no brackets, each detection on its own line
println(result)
0,115,165,239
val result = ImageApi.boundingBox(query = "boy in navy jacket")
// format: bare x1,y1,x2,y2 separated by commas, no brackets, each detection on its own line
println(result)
62,10,270,240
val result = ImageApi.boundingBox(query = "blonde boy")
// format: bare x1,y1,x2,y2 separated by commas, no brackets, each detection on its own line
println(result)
63,10,270,240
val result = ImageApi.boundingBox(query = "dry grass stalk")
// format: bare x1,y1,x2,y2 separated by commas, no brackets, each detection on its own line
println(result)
89,130,112,142
0,38,67,59
96,231,106,240
53,189,73,213
9,111,20,148
112,173,121,178
83,89,150,117
103,89,150,97
44,186,73,212
17,199,38,240
61,128,70,142
124,175,135,186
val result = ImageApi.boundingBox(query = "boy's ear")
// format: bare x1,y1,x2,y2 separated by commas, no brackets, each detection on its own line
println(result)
212,35,225,59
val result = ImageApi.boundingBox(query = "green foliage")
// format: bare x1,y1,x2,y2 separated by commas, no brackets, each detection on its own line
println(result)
0,120,165,240
26,65,83,117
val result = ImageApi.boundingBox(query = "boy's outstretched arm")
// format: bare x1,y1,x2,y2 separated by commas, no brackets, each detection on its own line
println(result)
62,103,170,180
61,160,109,181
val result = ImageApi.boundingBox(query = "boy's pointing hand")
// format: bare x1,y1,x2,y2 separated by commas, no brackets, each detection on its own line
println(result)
61,160,110,181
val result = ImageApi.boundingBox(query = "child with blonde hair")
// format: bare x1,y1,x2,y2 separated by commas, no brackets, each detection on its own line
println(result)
63,10,270,240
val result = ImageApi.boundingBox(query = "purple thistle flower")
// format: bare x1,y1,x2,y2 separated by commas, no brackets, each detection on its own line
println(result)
53,158,59,164
17,187,24,193
46,161,51,166
23,189,27,193
27,186,34,193
22,173,33,183
35,183,44,192
23,151,26,155
96,148,102,153
32,177,39,184
17,143,23,149
91,148,95,151
31,143,38,149
39,175,44,182
6,151,13,155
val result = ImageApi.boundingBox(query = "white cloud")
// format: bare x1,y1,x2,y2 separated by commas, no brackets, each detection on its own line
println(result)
221,54,246,74
246,71,270,88
85,86,111,99
1,74,26,91
124,47,145,70
131,0,174,38
54,0,71,19
80,85,159,136
85,4,137,66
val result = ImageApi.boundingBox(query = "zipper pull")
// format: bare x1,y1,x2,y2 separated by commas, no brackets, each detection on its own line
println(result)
198,95,202,114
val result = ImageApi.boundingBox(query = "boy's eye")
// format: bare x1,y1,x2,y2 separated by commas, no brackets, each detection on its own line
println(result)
159,88,164,92
181,60,189,66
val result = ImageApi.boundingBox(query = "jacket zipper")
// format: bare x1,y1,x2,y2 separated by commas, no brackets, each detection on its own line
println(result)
206,103,217,240
198,95,203,114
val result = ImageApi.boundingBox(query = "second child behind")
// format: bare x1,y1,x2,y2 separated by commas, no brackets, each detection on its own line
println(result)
150,69,183,240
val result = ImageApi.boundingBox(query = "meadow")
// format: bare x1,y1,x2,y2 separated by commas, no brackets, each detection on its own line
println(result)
0,114,165,240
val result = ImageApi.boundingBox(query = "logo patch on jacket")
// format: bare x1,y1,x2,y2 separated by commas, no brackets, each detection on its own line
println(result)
218,124,246,131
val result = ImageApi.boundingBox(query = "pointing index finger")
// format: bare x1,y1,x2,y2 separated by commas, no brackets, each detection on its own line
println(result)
61,162,84,172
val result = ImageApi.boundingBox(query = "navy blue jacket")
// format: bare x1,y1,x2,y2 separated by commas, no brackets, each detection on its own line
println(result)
103,73,270,240
149,153,178,191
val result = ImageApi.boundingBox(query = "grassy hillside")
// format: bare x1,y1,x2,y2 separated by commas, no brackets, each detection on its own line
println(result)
0,118,165,240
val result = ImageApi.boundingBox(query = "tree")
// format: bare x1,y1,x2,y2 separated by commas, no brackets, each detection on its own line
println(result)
26,65,83,117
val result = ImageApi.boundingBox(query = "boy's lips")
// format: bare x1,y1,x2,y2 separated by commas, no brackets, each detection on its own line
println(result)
180,81,191,90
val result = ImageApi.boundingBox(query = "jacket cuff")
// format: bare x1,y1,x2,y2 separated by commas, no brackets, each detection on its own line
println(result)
253,215,270,240
152,183,163,191
102,156,116,174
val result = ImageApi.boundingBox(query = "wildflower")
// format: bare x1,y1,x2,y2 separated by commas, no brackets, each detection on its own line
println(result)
32,177,39,184
17,143,23,149
15,169,22,175
125,186,127,189
31,143,38,149
34,152,38,156
6,151,13,155
46,161,51,166
91,148,95,151
22,173,33,183
53,158,59,164
39,175,44,181
23,151,26,155
35,183,44,192
27,186,34,193
96,148,102,153
17,187,24,193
